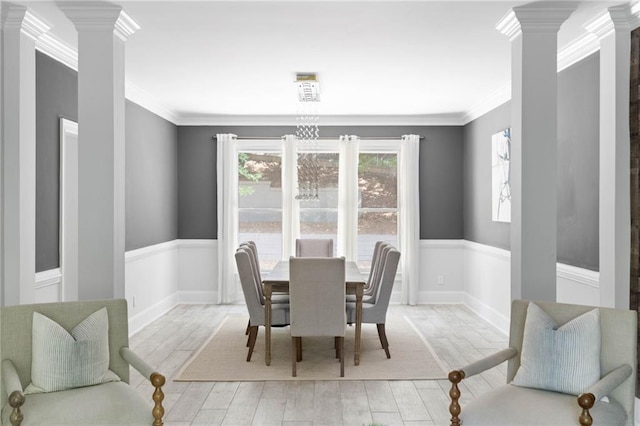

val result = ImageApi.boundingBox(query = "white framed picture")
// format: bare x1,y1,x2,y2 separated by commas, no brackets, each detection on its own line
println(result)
491,128,511,223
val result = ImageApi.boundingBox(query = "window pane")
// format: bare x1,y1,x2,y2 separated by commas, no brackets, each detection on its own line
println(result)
357,153,398,270
298,153,338,251
238,152,282,269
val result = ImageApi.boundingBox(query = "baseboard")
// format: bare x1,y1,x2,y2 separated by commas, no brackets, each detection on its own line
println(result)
463,292,510,336
417,290,465,304
177,290,217,304
128,292,178,337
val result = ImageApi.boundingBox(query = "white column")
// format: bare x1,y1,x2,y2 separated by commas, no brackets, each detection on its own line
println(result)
497,2,575,302
586,5,633,309
60,3,138,300
2,6,50,306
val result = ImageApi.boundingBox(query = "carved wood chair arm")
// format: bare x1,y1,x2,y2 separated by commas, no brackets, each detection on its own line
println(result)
577,364,633,426
2,360,25,426
120,347,166,426
448,347,518,426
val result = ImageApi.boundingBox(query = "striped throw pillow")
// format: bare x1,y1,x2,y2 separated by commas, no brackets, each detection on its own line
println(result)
512,302,601,395
25,307,120,394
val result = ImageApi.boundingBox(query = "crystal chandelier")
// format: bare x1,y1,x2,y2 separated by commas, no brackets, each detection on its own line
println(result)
295,74,320,200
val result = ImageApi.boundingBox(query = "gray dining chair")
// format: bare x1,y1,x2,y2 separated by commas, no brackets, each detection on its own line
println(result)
347,242,392,305
295,238,334,257
346,248,400,358
239,241,289,305
289,256,346,377
235,248,290,362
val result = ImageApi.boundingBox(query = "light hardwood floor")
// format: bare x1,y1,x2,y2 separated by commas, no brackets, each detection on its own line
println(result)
129,304,508,426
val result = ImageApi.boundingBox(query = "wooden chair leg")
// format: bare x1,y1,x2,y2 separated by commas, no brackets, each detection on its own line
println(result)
448,370,465,426
335,336,339,358
578,393,596,426
8,391,25,426
246,326,258,362
151,372,166,426
296,336,302,361
245,319,250,335
377,323,391,358
338,336,344,377
291,336,297,377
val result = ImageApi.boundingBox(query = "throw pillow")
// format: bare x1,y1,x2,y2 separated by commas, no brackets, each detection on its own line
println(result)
512,302,601,395
25,307,120,394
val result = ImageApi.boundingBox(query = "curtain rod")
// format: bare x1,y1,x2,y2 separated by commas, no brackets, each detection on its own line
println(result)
211,136,424,140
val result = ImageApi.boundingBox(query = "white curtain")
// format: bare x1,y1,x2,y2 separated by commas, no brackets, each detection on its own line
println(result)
337,135,359,261
399,134,421,305
216,133,240,304
282,135,299,259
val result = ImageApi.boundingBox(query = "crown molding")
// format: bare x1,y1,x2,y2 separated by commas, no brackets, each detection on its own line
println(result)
114,10,140,42
497,2,576,41
462,83,511,125
3,6,50,41
36,33,78,71
585,4,634,39
125,82,181,124
174,113,467,126
557,32,599,72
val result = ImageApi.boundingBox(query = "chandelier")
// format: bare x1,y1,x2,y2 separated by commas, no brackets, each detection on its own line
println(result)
295,73,320,200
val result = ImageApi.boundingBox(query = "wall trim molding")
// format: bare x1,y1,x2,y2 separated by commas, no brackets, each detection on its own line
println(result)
35,268,61,288
128,292,178,337
464,292,510,336
177,238,217,249
557,262,599,289
125,240,179,262
463,240,511,261
420,239,465,249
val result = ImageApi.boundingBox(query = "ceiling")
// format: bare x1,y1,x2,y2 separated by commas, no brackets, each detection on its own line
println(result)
17,1,622,125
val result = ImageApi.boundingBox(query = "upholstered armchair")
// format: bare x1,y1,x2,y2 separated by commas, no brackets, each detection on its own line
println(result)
448,299,637,426
1,299,165,426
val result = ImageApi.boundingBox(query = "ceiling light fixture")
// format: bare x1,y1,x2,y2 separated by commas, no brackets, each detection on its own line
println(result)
295,73,320,200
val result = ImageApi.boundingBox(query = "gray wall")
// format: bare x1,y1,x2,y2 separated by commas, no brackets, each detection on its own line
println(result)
36,51,78,272
125,101,179,251
177,125,464,240
463,52,600,270
35,52,179,269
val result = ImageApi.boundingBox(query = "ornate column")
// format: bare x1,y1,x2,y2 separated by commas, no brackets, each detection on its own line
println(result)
2,5,50,305
586,5,633,309
497,2,575,302
60,2,138,300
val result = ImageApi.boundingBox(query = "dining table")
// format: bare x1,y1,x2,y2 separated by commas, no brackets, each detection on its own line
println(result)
262,260,366,367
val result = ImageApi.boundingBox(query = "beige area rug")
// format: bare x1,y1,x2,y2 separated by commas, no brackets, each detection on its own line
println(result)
174,313,448,381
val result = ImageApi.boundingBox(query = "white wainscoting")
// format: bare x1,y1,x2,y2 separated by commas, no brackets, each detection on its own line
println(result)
35,238,601,338
35,268,62,303
125,240,179,335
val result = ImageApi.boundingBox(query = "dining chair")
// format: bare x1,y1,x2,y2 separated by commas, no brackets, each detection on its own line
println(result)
295,238,334,257
235,248,290,362
347,242,391,305
346,248,400,358
289,256,346,377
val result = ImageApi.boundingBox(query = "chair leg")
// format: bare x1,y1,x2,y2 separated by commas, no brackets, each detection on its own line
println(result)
245,319,250,335
246,326,258,362
335,336,339,358
291,336,298,377
296,336,302,361
377,323,391,358
338,336,344,377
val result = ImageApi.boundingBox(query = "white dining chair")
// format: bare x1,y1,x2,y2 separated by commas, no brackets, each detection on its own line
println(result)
289,256,346,377
295,238,334,257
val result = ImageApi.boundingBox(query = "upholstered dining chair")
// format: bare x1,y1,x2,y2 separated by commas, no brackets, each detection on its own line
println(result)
235,248,290,362
347,242,391,305
1,299,165,426
346,248,400,358
448,299,637,426
289,256,346,377
239,241,289,305
295,238,334,257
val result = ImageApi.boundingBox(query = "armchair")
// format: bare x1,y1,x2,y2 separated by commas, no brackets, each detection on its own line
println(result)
1,299,165,426
448,299,636,426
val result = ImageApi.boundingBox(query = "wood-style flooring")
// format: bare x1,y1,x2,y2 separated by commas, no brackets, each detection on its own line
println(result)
129,304,508,425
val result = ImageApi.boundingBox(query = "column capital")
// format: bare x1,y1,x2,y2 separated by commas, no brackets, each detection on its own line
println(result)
497,1,576,41
59,2,139,41
2,5,50,41
585,4,635,39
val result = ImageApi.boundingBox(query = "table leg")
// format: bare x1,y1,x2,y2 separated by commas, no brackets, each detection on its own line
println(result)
264,284,272,366
355,284,363,366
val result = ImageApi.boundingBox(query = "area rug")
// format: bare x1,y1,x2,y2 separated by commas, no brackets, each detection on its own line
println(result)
174,313,448,381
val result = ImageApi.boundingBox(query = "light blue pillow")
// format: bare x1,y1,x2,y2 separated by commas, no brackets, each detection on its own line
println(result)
25,307,120,394
512,302,601,395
